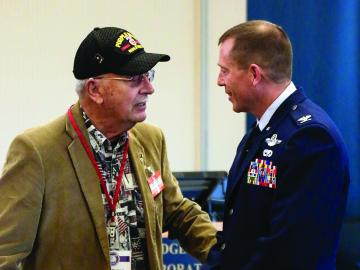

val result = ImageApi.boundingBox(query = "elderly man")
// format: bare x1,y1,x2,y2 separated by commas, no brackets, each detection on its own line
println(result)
0,27,217,270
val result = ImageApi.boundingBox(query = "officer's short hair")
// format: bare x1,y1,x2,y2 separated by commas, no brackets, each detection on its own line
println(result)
219,20,293,84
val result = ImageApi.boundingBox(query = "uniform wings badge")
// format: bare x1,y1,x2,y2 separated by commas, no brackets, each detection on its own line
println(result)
265,134,282,147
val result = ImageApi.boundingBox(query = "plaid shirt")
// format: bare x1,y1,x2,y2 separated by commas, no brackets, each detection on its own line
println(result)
82,110,148,270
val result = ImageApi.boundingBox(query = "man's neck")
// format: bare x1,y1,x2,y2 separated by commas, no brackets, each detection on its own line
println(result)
257,81,296,130
80,102,131,140
253,80,291,119
92,118,128,140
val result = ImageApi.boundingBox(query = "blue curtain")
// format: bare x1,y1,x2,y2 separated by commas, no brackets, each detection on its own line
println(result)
247,0,360,220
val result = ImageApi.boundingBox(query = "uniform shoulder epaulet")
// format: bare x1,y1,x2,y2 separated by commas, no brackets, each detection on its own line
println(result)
289,103,314,127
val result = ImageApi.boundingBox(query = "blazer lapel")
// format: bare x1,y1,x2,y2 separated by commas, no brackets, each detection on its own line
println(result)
65,103,109,260
128,131,157,269
128,133,155,232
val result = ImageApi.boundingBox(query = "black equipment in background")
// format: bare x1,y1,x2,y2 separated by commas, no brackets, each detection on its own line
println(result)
173,171,227,221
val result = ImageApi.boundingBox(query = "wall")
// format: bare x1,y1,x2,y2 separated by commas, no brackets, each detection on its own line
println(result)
205,0,247,170
0,0,247,172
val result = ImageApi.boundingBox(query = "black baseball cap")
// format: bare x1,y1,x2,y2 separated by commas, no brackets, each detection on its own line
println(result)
73,27,170,79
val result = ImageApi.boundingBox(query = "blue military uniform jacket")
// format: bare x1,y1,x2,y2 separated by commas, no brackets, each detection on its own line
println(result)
206,89,350,270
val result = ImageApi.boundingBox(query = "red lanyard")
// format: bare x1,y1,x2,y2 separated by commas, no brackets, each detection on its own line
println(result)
67,107,129,221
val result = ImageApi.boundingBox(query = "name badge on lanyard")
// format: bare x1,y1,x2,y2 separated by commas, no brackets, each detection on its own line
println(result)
110,250,132,270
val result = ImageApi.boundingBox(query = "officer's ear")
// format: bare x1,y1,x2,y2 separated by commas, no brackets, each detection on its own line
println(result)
85,78,104,104
248,64,262,86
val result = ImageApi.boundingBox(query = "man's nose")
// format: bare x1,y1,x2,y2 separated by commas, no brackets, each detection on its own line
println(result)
217,73,225,86
140,78,154,95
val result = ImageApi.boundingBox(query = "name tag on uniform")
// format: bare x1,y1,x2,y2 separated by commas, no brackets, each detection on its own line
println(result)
147,170,164,197
110,250,131,270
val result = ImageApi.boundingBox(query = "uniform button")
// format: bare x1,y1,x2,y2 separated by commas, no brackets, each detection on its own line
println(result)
292,105,297,110
229,209,234,215
266,126,271,131
220,243,226,250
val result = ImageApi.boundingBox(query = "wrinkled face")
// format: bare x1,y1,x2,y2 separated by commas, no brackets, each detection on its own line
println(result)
217,38,254,113
97,72,154,129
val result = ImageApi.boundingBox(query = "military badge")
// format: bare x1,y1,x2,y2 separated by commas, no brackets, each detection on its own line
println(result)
263,149,273,157
297,114,312,124
265,134,282,147
247,159,277,189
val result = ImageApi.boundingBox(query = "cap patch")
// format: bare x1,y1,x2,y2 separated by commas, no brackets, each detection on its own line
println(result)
115,31,143,54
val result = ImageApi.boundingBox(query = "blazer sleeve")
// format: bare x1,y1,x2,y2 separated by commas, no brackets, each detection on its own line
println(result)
158,130,218,263
245,125,349,269
0,134,45,269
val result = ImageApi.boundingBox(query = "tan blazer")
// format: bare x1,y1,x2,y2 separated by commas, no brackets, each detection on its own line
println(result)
0,103,217,270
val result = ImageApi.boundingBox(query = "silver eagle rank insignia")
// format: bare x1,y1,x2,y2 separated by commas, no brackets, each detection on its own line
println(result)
297,114,312,124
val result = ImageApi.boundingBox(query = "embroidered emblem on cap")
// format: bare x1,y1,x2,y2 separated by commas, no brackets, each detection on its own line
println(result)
115,31,143,54
297,114,312,124
265,134,282,147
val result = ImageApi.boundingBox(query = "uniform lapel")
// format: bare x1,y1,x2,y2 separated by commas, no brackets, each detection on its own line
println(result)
226,129,265,200
65,103,109,260
226,130,251,198
226,89,307,202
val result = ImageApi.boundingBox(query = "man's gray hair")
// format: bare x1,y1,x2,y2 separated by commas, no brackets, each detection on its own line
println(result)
75,79,87,96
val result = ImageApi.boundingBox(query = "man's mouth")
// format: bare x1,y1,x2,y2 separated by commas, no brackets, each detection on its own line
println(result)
134,102,146,108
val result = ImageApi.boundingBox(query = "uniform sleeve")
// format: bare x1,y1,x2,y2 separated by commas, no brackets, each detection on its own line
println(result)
158,131,218,263
245,125,349,269
0,134,45,269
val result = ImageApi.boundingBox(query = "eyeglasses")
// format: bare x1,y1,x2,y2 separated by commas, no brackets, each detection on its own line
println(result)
94,69,155,87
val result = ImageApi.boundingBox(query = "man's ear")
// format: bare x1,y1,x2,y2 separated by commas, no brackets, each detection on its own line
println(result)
248,64,262,86
85,78,103,104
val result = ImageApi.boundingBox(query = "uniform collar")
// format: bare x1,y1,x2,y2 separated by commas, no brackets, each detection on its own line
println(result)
257,81,297,131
